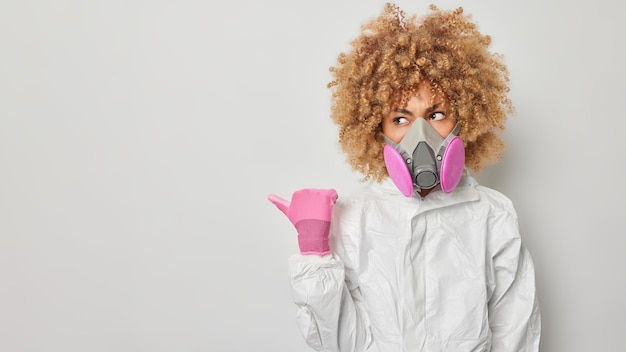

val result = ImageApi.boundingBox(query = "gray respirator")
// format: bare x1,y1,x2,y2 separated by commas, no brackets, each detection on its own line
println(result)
383,119,465,197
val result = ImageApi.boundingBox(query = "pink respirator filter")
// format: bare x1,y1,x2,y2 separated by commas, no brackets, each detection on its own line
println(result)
439,136,465,193
384,145,415,197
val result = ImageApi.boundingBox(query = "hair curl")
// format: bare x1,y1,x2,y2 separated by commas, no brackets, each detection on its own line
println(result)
328,3,513,182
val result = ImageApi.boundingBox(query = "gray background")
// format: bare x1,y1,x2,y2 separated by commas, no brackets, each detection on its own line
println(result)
1,0,625,351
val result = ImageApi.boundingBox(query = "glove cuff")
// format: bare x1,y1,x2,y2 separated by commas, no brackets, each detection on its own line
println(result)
295,219,331,256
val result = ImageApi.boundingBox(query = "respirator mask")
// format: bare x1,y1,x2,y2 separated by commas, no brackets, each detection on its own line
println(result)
383,118,465,197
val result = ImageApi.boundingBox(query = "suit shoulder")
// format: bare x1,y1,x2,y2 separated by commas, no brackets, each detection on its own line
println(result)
475,185,518,218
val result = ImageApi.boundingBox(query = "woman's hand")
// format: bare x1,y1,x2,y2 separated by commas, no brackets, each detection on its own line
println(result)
268,188,338,256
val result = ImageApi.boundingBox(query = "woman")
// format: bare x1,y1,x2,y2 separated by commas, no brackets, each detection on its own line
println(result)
269,4,541,351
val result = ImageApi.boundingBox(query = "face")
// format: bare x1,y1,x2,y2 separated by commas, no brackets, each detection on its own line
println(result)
382,83,456,143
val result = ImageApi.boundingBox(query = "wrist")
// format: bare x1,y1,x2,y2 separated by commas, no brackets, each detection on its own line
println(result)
297,233,331,255
295,219,331,255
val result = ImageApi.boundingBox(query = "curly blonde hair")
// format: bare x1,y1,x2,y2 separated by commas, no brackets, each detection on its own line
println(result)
328,3,513,181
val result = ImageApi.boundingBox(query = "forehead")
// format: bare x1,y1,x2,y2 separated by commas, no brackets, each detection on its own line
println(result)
394,83,448,109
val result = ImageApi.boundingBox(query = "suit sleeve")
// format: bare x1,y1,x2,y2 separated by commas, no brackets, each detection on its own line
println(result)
288,200,371,352
487,213,542,352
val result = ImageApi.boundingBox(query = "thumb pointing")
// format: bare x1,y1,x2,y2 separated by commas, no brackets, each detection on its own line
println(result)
267,194,290,217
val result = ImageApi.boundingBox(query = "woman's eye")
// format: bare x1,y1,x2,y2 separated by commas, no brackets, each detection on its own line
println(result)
393,117,410,125
430,112,446,121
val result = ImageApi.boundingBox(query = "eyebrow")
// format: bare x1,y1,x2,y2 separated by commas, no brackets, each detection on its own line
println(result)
396,108,413,116
426,102,443,113
395,102,443,115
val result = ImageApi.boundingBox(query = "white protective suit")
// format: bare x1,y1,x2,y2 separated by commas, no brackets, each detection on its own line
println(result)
288,174,541,352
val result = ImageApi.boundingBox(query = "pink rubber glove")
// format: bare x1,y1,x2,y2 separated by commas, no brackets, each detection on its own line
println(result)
268,188,338,256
